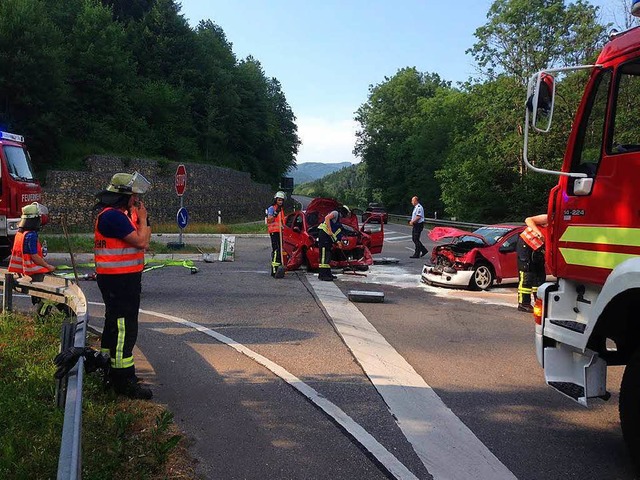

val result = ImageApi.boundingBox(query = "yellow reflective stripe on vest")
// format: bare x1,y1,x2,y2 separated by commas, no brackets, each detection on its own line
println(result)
319,222,338,241
559,248,637,270
559,226,640,246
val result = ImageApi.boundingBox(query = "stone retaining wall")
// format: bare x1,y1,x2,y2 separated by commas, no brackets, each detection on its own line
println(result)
42,156,274,230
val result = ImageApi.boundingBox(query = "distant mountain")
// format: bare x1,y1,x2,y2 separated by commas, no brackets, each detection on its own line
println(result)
288,162,352,185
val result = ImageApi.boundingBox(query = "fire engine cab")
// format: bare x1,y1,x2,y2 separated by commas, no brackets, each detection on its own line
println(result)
523,2,640,468
0,131,43,259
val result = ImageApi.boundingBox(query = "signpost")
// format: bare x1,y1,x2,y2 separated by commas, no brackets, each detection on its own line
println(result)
169,164,187,249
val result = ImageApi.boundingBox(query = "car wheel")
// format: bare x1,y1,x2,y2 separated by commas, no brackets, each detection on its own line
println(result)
620,347,640,472
471,262,494,290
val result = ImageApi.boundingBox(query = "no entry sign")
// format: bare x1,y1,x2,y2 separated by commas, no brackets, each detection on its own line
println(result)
175,164,187,196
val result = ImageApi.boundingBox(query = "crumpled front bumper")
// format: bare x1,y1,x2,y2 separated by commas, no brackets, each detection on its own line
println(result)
420,264,474,288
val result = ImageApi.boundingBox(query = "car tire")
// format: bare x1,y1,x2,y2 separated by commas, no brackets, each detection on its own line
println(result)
471,262,494,290
620,347,640,473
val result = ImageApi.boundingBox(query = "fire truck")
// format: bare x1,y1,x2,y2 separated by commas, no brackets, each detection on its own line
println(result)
0,131,43,259
523,2,640,467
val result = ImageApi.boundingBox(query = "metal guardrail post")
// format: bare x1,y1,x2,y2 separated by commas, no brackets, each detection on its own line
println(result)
2,273,13,312
0,269,87,480
56,316,77,409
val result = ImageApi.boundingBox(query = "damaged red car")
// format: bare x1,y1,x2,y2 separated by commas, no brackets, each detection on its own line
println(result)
421,224,524,290
281,198,384,271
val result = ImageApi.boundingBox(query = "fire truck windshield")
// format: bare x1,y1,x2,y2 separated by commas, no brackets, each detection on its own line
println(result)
2,145,36,182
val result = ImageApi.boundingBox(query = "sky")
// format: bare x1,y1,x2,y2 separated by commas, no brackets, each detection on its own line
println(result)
179,0,620,165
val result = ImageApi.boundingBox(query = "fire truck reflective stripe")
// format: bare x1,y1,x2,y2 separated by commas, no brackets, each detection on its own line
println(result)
95,248,141,255
559,248,636,270
559,226,640,246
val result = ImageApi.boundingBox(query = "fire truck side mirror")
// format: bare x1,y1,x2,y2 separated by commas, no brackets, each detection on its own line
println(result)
527,72,556,133
573,177,594,196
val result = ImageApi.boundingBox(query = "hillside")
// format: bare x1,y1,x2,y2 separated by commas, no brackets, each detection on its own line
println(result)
288,162,352,185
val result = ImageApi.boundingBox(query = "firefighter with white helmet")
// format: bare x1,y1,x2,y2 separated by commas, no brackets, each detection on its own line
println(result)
266,191,286,277
8,202,55,281
93,171,152,399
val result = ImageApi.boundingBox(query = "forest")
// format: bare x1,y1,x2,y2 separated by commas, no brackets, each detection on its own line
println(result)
0,0,633,222
298,0,631,222
0,0,300,185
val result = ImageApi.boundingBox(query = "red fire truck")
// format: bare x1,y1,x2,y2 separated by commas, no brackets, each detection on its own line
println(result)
524,9,640,466
0,131,43,259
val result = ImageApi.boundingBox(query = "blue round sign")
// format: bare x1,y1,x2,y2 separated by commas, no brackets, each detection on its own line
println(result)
176,207,189,229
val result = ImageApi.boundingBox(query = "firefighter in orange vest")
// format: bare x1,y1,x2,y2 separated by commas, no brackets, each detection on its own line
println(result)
266,191,286,277
94,172,152,399
517,214,548,312
8,202,55,281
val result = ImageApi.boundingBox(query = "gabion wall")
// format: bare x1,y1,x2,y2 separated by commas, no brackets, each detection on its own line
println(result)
42,156,274,231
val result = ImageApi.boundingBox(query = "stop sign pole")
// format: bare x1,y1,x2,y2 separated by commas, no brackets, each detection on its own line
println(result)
175,164,187,247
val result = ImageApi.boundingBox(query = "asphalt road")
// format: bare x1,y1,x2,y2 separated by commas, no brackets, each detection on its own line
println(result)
8,223,636,479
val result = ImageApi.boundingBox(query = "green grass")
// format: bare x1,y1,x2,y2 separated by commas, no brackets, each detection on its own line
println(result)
41,235,218,255
0,312,192,480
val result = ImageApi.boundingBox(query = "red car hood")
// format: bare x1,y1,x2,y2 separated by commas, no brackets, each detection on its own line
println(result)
306,197,359,229
428,227,487,243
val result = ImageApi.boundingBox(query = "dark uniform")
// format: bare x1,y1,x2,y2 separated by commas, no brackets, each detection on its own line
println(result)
517,227,546,312
317,210,344,281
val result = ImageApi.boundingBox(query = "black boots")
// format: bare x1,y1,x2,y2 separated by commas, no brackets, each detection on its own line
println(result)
112,376,153,400
518,304,534,313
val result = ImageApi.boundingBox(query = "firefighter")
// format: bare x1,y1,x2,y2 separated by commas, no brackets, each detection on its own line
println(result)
317,206,348,281
94,172,152,399
517,214,548,312
8,202,55,281
266,191,286,277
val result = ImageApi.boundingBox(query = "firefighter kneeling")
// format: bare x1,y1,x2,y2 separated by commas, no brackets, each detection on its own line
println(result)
8,202,55,281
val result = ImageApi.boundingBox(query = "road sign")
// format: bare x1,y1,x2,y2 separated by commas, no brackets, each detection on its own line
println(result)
177,207,189,229
175,164,187,196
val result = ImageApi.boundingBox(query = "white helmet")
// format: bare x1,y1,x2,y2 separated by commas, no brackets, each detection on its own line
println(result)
274,191,286,199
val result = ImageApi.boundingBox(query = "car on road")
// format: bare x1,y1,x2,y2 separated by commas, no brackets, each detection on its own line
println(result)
361,203,388,224
282,198,384,271
421,224,525,290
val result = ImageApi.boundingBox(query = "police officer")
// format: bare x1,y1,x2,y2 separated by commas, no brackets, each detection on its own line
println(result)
317,206,348,281
409,196,428,258
266,191,286,277
94,172,152,399
8,202,55,281
517,214,548,312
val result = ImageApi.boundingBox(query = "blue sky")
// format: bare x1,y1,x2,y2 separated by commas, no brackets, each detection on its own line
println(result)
179,0,620,164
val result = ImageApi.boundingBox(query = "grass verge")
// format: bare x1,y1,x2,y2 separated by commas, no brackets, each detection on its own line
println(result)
0,312,195,479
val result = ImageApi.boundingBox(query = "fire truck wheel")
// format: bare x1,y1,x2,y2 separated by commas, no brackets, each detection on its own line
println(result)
620,347,640,472
471,262,494,290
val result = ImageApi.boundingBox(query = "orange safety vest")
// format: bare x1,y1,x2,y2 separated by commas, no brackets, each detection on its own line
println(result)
267,205,285,234
8,231,49,276
520,226,546,251
94,207,145,274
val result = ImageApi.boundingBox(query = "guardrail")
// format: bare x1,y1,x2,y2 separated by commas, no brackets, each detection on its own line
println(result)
0,270,88,480
387,213,488,230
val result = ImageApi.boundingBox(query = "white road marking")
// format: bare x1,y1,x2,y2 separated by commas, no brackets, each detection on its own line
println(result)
385,235,412,242
85,301,419,480
308,277,518,480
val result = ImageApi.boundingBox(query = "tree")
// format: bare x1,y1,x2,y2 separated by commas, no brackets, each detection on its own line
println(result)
467,0,607,82
354,68,450,212
0,0,67,166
